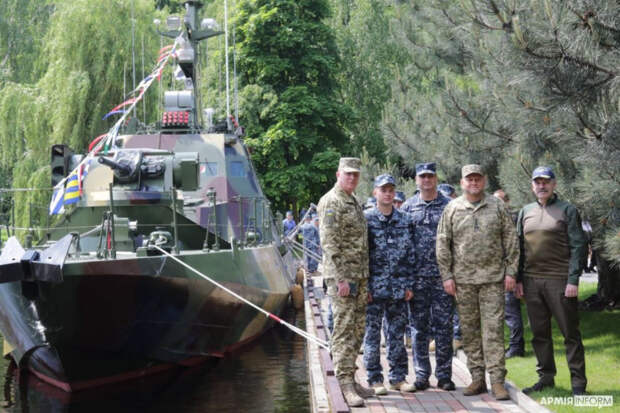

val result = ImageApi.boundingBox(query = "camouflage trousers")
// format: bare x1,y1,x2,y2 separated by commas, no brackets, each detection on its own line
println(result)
410,276,454,381
364,299,409,385
455,281,506,384
327,278,368,384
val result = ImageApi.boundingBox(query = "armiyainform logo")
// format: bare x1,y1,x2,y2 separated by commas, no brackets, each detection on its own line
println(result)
539,395,614,408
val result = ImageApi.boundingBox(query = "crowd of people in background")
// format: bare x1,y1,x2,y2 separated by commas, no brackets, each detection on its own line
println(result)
283,157,589,408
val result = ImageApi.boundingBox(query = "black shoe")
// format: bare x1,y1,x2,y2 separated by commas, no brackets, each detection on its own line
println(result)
437,379,455,391
505,348,525,358
522,379,555,394
414,379,430,391
572,386,586,395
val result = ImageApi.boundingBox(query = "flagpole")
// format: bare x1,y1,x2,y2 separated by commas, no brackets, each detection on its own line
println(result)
224,0,231,119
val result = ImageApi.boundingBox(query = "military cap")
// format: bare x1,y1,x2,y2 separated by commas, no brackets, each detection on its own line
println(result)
415,162,436,175
394,191,406,202
338,157,361,173
461,164,484,177
286,210,293,215
437,183,455,197
313,215,319,222
532,166,555,180
374,173,396,188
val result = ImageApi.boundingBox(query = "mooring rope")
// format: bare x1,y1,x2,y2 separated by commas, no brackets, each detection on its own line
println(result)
151,245,330,350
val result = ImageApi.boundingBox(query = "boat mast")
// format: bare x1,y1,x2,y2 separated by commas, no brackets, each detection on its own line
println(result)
157,1,223,131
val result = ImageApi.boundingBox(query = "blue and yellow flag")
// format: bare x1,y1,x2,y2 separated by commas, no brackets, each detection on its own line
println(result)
63,174,80,206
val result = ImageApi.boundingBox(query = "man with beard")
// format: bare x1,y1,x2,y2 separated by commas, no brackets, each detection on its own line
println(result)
436,164,518,400
515,166,588,396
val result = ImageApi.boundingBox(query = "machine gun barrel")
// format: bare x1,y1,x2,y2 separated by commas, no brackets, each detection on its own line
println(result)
98,156,132,175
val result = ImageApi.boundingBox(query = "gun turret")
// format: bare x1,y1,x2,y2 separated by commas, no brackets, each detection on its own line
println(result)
98,152,142,184
98,156,132,175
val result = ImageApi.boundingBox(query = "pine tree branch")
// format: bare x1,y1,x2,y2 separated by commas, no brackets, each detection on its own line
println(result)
384,123,417,152
447,91,514,142
575,111,602,140
522,45,617,77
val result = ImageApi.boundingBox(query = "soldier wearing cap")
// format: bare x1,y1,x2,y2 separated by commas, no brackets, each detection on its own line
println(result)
363,174,416,395
438,183,457,199
393,191,406,209
400,162,455,391
317,157,372,407
436,164,518,400
515,166,588,396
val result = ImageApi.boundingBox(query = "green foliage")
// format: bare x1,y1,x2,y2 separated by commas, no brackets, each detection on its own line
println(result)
236,0,350,211
0,0,51,84
328,0,405,162
0,0,162,240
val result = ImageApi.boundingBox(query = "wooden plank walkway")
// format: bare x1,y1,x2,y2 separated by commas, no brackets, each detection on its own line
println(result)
305,274,533,413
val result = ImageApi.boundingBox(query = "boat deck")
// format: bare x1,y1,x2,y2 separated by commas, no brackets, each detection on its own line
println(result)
304,274,548,413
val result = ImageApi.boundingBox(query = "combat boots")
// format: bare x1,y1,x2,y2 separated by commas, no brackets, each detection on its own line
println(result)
463,380,487,396
492,382,510,400
341,383,364,407
354,381,375,398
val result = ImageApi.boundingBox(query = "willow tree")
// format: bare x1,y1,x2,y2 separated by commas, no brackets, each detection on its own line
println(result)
0,0,163,237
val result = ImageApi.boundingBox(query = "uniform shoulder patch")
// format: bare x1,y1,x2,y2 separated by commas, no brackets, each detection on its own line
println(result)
324,208,335,225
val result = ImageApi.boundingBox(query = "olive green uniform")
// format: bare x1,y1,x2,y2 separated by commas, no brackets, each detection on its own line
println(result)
436,194,518,384
318,183,369,385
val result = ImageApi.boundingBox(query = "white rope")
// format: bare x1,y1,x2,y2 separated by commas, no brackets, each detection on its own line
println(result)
151,245,329,350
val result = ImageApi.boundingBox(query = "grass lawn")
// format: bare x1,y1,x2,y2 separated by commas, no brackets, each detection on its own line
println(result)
505,282,620,412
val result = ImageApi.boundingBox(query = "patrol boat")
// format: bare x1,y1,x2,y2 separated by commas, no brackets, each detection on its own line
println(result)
0,1,294,392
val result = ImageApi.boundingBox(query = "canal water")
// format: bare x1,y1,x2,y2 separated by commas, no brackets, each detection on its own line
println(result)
0,307,310,413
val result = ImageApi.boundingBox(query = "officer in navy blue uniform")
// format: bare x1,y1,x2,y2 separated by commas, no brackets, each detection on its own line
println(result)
301,214,321,274
394,191,406,210
363,174,416,394
401,163,455,391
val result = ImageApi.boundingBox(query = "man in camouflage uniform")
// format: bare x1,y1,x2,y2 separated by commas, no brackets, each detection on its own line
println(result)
436,164,519,400
301,214,321,274
317,157,372,407
363,174,416,395
401,162,455,391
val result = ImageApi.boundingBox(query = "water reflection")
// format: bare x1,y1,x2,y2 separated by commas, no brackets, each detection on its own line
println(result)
1,307,309,413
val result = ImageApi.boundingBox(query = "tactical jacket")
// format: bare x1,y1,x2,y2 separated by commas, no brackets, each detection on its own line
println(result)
365,207,416,300
317,184,369,282
436,194,519,284
401,192,451,277
517,194,586,285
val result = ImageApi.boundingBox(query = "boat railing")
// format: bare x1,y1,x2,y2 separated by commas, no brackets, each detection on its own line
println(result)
0,188,279,256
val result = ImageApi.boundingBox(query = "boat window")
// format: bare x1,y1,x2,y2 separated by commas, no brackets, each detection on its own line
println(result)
229,161,246,177
201,162,218,176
